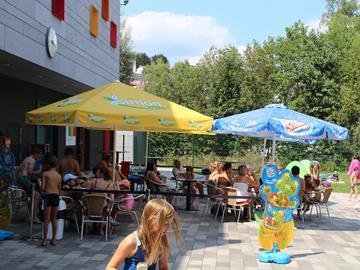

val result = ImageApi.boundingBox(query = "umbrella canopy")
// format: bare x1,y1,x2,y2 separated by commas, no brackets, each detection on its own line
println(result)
211,104,349,141
26,82,213,134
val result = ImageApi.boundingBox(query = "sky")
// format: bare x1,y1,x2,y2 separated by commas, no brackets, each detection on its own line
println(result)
122,0,327,65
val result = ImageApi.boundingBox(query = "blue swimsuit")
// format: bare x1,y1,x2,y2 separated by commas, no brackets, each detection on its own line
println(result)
123,233,157,270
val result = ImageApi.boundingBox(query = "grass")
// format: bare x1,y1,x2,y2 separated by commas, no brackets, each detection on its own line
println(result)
328,171,351,193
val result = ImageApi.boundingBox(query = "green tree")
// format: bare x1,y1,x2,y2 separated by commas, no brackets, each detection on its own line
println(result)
324,0,359,19
119,19,135,84
136,52,151,68
263,22,341,120
151,54,169,65
144,59,171,98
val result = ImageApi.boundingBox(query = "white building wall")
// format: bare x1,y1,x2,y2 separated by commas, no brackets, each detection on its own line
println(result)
115,131,134,163
0,0,120,88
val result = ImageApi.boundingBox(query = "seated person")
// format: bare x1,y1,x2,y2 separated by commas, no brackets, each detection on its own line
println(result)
61,173,80,196
154,162,167,183
84,166,121,230
201,167,212,181
184,165,204,194
172,159,184,178
312,178,322,202
214,162,233,194
97,160,126,189
83,166,113,196
17,147,43,223
103,158,131,191
302,174,321,211
304,174,313,194
62,173,79,189
208,162,222,182
145,160,173,204
58,147,82,177
182,166,198,208
236,165,260,192
101,155,128,180
234,167,252,204
246,166,260,191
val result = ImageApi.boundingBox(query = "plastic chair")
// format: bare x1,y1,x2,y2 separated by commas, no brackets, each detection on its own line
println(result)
216,187,240,222
60,196,80,234
216,187,252,223
79,194,113,241
114,194,144,226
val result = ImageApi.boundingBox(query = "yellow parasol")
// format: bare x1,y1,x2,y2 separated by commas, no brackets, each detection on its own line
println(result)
26,82,213,185
26,82,213,134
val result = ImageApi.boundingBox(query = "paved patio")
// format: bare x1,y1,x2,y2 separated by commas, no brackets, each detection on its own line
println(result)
0,192,359,270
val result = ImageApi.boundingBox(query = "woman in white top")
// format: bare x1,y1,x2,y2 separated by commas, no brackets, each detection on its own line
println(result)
233,165,252,204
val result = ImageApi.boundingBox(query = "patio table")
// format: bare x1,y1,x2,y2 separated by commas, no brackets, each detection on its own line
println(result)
175,177,206,210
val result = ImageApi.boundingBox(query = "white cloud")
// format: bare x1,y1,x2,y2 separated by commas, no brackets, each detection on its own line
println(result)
186,56,202,66
305,19,327,33
236,45,247,55
126,11,233,64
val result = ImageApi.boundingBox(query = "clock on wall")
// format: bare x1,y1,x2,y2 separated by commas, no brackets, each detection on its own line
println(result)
46,27,58,58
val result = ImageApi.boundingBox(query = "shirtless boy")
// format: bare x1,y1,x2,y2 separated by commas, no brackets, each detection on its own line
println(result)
41,155,61,246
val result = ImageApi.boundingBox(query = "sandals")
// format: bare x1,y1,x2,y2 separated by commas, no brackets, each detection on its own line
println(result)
41,241,47,247
50,240,57,246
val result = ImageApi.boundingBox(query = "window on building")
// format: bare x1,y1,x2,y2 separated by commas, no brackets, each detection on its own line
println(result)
90,5,99,37
110,21,117,48
52,0,65,21
102,0,109,21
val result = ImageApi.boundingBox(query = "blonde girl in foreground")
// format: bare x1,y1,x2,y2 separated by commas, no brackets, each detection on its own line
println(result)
106,199,181,270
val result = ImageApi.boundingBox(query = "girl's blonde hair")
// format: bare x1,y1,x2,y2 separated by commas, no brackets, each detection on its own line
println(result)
138,199,181,265
210,162,217,172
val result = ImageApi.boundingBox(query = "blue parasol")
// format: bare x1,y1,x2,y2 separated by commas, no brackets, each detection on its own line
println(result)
211,104,349,163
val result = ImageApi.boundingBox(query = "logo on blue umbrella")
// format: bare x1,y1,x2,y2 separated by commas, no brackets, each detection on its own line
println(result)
281,120,310,133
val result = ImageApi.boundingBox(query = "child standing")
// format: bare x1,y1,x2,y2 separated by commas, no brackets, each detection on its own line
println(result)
349,167,358,200
106,199,181,270
41,155,61,246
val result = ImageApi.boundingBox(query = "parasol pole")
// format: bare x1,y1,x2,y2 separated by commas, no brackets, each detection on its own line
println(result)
29,183,35,239
261,138,267,168
272,135,276,162
112,127,117,188
145,132,149,168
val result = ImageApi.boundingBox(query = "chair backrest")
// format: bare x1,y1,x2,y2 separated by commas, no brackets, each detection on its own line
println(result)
81,194,110,217
321,188,333,203
145,176,154,191
134,194,144,211
145,177,162,192
226,187,238,206
60,196,75,209
233,182,248,195
8,186,28,202
206,181,217,196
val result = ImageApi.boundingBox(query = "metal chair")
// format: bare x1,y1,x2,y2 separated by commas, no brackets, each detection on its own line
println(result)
114,194,144,226
203,182,223,216
309,188,333,222
8,186,30,221
145,177,167,199
79,194,113,241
